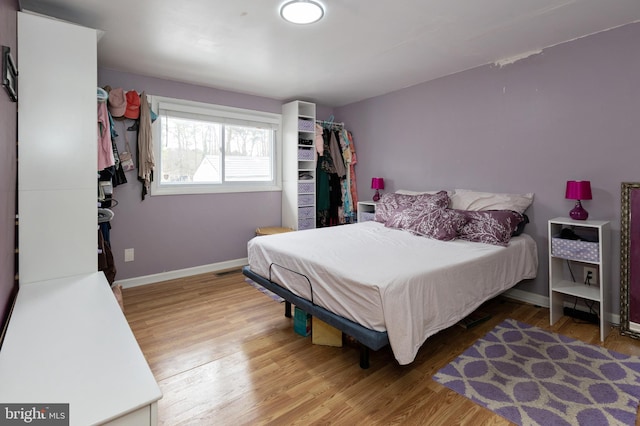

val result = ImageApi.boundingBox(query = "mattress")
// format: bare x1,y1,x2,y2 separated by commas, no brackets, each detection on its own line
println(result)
248,221,538,364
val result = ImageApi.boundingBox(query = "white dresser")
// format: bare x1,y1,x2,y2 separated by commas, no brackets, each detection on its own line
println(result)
0,272,162,425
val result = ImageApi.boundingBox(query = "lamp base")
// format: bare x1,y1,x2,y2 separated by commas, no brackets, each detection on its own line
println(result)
569,200,588,220
373,190,380,202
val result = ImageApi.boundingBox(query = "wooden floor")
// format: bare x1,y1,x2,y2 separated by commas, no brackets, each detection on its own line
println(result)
122,270,640,425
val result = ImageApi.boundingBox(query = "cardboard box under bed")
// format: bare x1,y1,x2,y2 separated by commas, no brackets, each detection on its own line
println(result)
242,266,388,369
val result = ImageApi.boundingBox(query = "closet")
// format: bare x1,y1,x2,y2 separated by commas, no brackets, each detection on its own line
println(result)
282,101,358,230
314,119,358,227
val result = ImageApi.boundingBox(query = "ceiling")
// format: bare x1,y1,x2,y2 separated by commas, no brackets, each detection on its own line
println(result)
18,0,640,107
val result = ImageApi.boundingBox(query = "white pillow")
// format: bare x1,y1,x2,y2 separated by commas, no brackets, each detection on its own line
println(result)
449,189,534,214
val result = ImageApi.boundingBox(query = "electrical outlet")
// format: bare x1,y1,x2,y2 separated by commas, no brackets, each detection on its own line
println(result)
584,266,598,285
124,248,134,262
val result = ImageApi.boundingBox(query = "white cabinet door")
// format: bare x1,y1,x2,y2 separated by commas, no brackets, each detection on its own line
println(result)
18,12,98,284
18,12,97,191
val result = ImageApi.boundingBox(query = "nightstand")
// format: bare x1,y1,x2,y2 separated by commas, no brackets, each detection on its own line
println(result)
548,217,611,341
357,201,377,222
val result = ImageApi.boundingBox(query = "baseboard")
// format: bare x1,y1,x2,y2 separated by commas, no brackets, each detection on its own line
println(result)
503,287,620,326
503,288,549,308
114,258,248,289
116,267,621,326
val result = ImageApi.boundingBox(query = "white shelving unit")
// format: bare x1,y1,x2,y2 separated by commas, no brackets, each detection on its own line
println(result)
282,101,316,230
548,217,611,341
357,201,377,222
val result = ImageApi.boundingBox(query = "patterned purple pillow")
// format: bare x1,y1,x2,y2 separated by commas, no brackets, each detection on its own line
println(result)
384,205,424,230
406,208,468,241
413,191,450,210
374,191,449,223
455,210,525,246
385,205,467,241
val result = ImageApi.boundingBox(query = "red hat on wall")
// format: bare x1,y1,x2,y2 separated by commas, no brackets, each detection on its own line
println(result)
124,90,141,119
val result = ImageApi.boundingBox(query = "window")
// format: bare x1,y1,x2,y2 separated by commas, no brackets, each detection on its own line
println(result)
150,96,281,195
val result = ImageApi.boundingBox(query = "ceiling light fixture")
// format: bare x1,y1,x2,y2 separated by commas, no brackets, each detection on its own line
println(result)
280,0,324,25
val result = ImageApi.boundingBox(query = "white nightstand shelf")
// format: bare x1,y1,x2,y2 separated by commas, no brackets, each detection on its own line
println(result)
357,201,377,222
551,280,601,300
548,217,611,341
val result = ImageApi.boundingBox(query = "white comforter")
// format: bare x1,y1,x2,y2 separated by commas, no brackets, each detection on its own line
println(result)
248,221,538,365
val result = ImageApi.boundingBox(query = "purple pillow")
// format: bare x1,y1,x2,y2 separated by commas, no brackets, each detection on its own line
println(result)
406,208,468,241
455,210,525,246
413,191,450,210
384,205,424,230
375,191,449,223
385,205,467,241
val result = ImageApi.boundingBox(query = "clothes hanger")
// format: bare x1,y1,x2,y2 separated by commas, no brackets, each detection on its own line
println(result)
324,115,335,129
98,208,114,223
97,87,108,103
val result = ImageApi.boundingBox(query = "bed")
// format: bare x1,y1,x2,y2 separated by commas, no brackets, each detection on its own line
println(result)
243,189,538,368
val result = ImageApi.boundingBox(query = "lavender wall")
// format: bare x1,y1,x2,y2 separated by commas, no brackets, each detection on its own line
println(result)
335,23,640,313
98,69,333,280
0,0,17,330
99,23,639,317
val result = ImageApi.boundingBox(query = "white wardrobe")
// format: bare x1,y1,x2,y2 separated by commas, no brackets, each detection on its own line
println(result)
17,12,97,284
0,12,161,425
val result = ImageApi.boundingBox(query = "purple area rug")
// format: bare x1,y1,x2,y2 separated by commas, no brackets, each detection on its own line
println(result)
245,278,284,303
433,319,640,425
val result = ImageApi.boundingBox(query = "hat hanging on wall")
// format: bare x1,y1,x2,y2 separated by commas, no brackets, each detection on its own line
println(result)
108,87,126,118
124,90,140,119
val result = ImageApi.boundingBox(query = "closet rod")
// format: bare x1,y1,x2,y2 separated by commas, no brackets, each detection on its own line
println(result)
315,119,344,129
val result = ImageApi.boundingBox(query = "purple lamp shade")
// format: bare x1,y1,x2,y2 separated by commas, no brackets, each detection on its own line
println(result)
371,177,384,202
565,180,592,220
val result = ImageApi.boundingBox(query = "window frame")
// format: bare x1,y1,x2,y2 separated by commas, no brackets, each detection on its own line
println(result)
149,95,282,196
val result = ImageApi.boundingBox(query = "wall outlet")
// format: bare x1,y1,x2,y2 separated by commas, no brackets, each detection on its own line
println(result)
124,248,134,262
584,266,598,285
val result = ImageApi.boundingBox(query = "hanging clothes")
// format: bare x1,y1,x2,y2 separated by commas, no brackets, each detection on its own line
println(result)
314,120,361,226
335,129,353,221
316,129,343,227
98,99,115,171
98,228,116,285
99,86,127,186
328,131,346,178
328,173,342,226
109,118,128,187
137,91,154,200
314,123,324,159
347,131,358,211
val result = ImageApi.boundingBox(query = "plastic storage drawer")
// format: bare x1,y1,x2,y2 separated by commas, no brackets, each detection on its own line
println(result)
298,194,314,206
298,206,314,219
551,238,599,262
298,182,314,193
298,217,315,230
298,118,315,132
298,147,314,161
